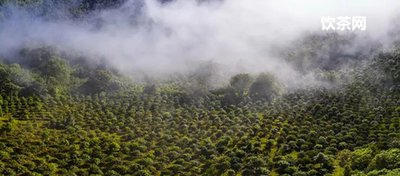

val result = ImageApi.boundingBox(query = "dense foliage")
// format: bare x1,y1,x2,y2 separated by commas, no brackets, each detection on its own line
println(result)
1,1,400,175
0,46,399,176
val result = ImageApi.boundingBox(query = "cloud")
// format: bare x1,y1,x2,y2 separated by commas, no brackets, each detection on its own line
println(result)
1,0,400,88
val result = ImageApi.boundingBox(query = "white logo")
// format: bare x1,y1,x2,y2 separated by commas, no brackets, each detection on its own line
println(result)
352,16,367,30
321,16,336,30
321,16,366,31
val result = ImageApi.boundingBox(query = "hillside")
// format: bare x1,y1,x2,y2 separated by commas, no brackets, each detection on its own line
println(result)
0,45,399,175
1,0,400,176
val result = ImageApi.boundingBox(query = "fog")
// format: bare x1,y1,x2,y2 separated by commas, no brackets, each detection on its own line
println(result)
1,0,400,88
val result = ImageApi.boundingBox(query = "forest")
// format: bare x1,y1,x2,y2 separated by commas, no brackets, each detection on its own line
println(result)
1,0,400,176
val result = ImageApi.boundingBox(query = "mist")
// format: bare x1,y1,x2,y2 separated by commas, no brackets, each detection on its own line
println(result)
1,0,400,88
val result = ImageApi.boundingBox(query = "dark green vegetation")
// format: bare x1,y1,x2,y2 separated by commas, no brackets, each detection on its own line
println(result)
1,1,400,176
0,45,399,176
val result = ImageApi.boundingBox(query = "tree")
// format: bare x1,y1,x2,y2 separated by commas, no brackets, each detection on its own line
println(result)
230,73,253,96
221,73,253,106
367,149,400,171
80,69,120,94
39,57,71,83
351,147,374,170
242,156,269,176
134,170,152,176
143,84,157,95
249,73,282,101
